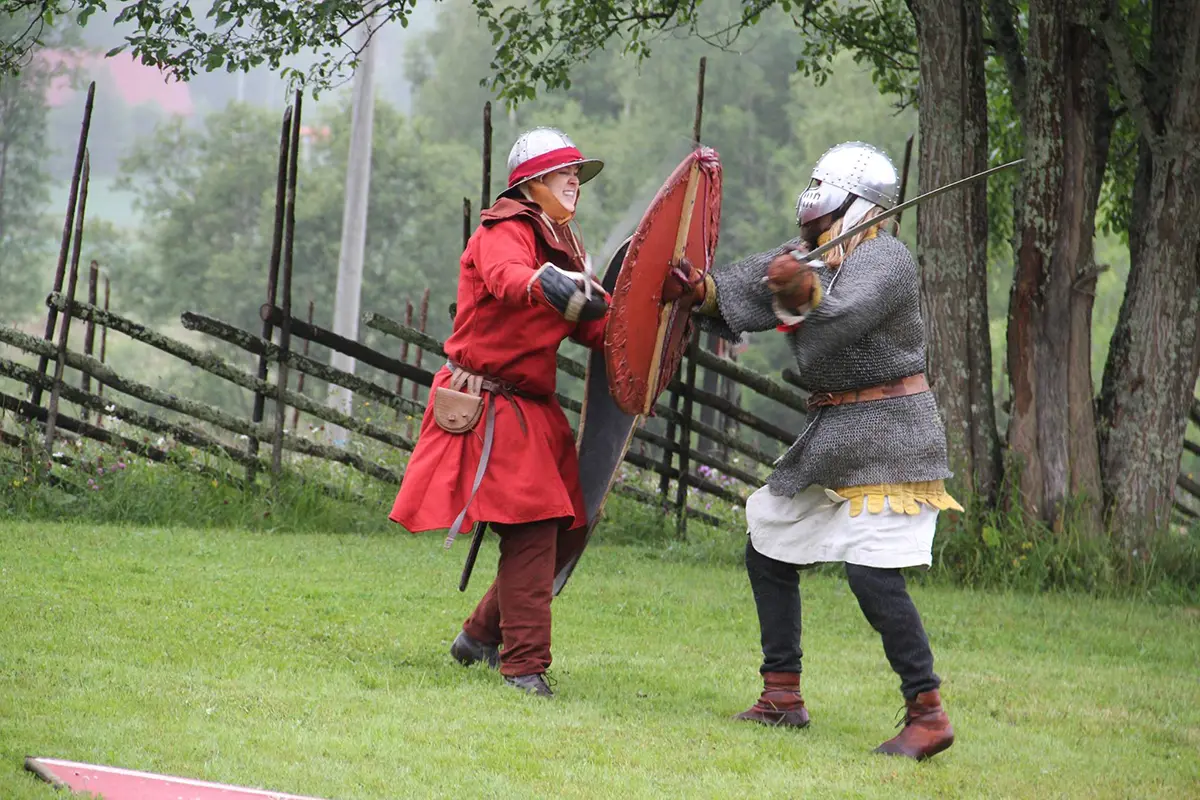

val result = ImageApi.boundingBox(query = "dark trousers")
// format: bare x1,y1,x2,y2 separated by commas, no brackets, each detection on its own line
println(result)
462,520,586,677
745,537,940,700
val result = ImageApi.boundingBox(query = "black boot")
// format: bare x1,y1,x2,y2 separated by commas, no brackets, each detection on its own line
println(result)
450,630,499,669
503,673,554,698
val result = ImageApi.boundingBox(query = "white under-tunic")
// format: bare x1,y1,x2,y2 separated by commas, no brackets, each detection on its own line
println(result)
745,484,938,569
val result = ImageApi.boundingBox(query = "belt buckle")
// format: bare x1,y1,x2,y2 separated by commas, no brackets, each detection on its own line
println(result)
808,391,835,410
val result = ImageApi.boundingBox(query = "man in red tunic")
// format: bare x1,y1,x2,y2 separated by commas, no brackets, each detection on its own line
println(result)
389,128,607,698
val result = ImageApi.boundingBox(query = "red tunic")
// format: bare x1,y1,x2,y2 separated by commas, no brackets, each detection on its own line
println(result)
389,199,606,535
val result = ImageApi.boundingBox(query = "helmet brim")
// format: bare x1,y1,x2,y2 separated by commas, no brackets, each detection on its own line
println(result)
501,158,604,198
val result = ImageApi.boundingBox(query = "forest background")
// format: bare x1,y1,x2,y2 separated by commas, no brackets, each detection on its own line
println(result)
1,0,1197,551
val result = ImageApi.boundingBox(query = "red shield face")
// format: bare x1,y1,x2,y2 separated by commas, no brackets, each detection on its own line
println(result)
604,148,722,415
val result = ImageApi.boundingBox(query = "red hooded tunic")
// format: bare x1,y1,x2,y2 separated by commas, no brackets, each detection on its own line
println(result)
388,198,606,535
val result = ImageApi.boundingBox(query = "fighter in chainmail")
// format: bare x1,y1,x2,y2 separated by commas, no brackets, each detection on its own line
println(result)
664,141,962,761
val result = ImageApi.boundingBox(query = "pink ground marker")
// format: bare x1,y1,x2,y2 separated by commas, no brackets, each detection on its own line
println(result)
25,756,330,799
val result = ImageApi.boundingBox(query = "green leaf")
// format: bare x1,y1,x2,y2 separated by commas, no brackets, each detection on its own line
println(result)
982,526,1003,549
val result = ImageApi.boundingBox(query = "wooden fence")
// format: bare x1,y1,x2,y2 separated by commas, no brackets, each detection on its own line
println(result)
3,83,1198,534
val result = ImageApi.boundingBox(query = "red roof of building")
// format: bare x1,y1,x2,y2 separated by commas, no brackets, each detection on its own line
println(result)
40,49,194,116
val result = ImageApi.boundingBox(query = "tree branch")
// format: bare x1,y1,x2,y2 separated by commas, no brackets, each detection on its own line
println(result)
985,0,1027,114
798,6,917,70
1099,7,1161,152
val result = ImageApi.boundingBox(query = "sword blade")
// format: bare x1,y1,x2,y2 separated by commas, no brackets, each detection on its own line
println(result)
458,522,488,592
799,158,1024,265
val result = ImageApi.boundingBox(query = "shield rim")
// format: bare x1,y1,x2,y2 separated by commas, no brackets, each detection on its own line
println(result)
603,147,723,415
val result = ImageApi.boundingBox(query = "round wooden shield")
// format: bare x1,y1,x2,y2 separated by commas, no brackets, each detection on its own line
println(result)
604,147,722,415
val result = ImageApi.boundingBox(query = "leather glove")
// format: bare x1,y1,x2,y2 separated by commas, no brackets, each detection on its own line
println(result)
662,255,705,303
528,263,609,322
766,246,820,312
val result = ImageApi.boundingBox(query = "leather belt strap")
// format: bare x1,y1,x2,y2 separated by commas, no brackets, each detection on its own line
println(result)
805,373,930,412
442,362,541,548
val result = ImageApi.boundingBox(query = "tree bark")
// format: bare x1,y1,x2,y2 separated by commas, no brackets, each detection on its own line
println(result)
1099,0,1200,539
1006,0,1109,529
909,0,1001,507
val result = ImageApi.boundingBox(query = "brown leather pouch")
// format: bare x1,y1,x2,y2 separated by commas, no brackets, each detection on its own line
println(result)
433,368,485,434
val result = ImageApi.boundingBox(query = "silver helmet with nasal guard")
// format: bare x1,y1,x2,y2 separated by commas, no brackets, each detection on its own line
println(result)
796,141,899,226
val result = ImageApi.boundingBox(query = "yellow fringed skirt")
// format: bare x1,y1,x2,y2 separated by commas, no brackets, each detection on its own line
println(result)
745,480,963,569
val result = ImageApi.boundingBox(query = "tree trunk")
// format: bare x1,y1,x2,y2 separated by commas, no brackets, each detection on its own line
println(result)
909,0,1000,508
1099,0,1200,539
1005,0,1109,529
1064,18,1112,533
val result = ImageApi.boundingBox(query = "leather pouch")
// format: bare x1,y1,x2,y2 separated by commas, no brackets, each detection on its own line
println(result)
433,368,485,434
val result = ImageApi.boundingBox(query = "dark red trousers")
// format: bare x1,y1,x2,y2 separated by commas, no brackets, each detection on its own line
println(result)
462,520,586,677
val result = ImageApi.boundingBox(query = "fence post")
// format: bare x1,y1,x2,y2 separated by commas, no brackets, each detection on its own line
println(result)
463,197,472,251
482,101,492,211
291,299,315,431
271,90,303,485
250,103,294,482
95,274,110,426
409,289,430,439
80,261,99,420
33,83,95,408
669,57,708,535
396,299,413,421
44,152,91,451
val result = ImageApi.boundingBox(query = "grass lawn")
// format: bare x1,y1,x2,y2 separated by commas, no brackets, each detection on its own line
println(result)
1,521,1197,799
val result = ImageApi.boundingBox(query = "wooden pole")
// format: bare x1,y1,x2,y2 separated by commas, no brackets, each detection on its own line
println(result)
463,197,472,251
96,274,110,424
291,299,315,431
482,101,493,211
272,90,302,482
80,261,99,419
44,152,90,451
896,132,915,230
249,104,294,478
396,300,413,421
662,56,707,519
33,83,94,407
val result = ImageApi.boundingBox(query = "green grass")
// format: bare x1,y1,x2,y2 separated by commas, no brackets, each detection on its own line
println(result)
2,522,1197,799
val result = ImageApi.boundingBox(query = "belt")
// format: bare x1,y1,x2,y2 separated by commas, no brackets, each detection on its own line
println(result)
805,373,930,412
442,362,541,548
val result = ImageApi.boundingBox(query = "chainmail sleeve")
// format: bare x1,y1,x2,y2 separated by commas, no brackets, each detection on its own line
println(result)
695,235,809,341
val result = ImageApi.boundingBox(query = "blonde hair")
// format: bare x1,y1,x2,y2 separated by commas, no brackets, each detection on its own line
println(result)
822,206,897,268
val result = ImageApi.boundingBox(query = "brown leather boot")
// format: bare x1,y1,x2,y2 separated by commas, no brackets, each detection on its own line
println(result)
873,689,955,760
734,672,810,728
